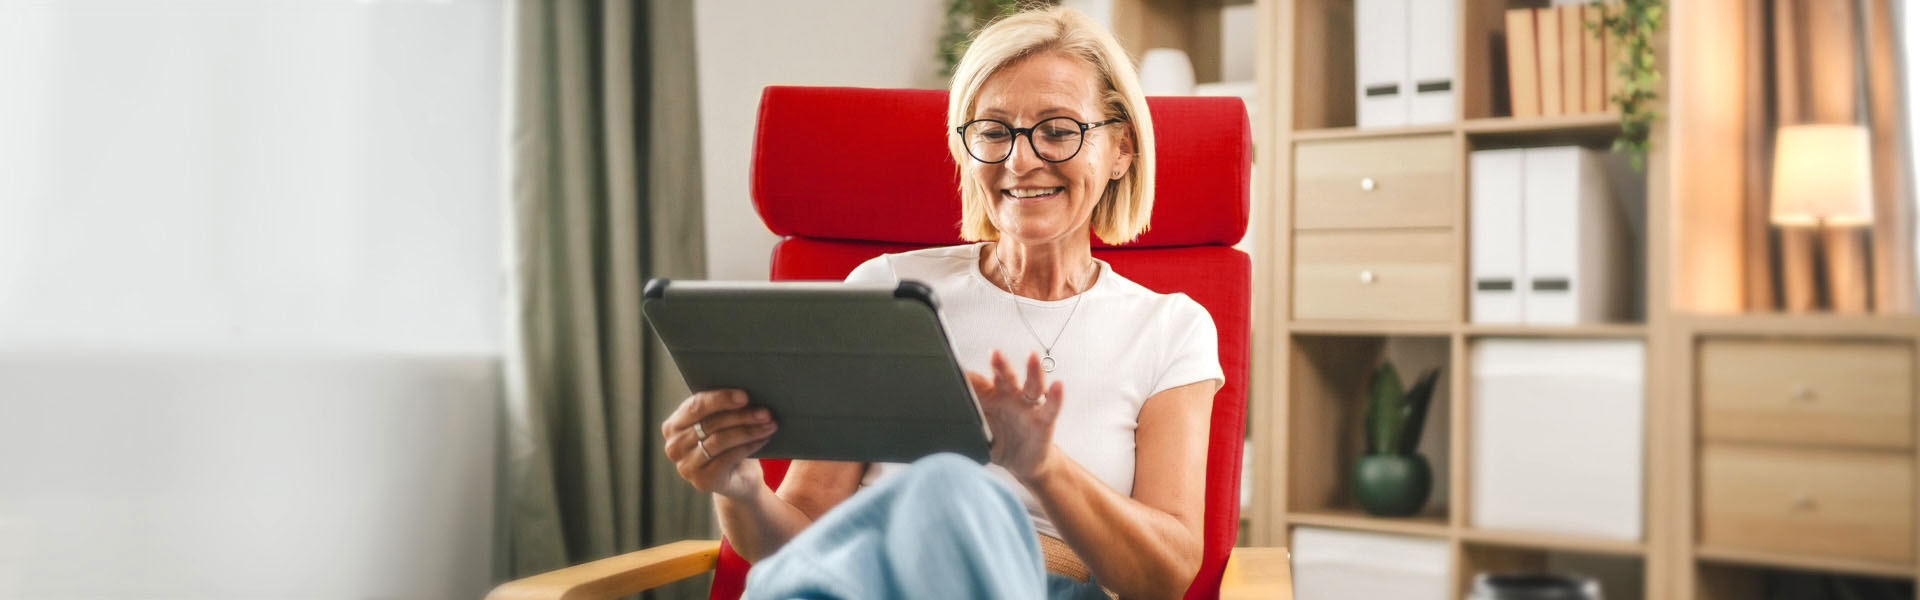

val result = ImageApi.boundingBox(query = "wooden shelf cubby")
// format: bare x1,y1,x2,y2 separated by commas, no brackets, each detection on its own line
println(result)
1284,334,1454,519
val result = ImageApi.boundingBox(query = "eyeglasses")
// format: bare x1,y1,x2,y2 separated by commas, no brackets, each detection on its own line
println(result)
955,116,1124,164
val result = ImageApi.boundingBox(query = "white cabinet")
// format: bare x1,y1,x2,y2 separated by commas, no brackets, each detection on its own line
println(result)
1291,527,1451,600
1470,338,1645,540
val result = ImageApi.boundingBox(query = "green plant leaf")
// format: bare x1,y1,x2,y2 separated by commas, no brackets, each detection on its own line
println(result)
1397,368,1442,454
1366,362,1403,455
1591,0,1662,171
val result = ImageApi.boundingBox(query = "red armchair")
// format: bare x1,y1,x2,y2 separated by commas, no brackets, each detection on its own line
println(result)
488,86,1287,600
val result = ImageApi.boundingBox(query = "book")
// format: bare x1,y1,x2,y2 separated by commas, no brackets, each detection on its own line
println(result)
1584,4,1606,112
1505,8,1540,118
1538,6,1563,116
1604,2,1626,109
1560,5,1583,115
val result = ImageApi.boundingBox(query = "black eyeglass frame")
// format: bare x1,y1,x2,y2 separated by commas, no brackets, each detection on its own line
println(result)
954,116,1126,164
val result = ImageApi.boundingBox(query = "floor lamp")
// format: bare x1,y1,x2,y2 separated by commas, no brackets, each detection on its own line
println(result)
1771,124,1875,312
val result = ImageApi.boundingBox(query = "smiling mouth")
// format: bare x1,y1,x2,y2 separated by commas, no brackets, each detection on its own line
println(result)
1002,186,1066,202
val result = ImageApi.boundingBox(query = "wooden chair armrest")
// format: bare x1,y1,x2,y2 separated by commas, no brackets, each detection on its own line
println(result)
1219,546,1292,600
486,539,722,600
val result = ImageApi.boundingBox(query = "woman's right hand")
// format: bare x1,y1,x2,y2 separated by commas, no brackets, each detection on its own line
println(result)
661,389,778,500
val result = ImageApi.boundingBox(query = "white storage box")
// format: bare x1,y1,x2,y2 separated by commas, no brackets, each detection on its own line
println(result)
1290,527,1451,600
1354,0,1410,128
1470,338,1645,540
1355,0,1457,128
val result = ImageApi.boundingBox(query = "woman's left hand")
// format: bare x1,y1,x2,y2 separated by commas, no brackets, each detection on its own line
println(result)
966,350,1066,482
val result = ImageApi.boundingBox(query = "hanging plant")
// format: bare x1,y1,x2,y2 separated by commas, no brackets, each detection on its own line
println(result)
1591,0,1665,171
938,0,1024,79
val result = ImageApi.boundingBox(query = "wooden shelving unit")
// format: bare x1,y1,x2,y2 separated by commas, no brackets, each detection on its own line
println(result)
1248,2,1920,598
1250,1,1663,598
1670,314,1920,597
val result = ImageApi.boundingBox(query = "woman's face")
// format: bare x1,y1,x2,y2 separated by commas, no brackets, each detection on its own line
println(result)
966,52,1132,246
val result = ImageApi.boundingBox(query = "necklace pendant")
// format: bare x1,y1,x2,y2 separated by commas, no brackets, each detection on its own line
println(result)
1041,354,1056,373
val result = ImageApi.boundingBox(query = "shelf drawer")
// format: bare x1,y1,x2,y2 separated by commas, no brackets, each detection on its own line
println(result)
1293,229,1454,322
1294,135,1455,230
1699,444,1913,563
1699,338,1914,449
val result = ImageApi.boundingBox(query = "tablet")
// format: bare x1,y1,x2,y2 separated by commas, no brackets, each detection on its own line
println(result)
641,278,991,464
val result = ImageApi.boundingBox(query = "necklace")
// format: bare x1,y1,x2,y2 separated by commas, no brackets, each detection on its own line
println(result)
991,245,1093,373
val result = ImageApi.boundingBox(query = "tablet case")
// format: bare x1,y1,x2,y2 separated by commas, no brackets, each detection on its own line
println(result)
641,278,991,464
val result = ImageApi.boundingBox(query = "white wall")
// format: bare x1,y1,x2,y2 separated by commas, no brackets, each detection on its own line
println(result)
0,1,506,597
0,0,505,354
0,353,499,599
694,0,948,280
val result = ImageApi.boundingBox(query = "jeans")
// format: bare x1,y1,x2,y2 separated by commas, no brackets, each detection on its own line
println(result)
743,453,1112,600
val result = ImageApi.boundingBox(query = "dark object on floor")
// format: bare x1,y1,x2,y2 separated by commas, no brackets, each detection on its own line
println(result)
1764,570,1915,600
1469,573,1600,600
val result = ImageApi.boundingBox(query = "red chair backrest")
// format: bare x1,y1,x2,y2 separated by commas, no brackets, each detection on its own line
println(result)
710,86,1250,600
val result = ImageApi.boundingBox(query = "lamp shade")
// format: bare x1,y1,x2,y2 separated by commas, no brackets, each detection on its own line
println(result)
1771,124,1875,226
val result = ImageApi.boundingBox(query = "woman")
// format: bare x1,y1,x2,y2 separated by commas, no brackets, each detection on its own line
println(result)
659,7,1221,598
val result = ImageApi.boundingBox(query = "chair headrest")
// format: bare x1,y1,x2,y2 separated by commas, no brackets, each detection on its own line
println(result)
751,86,1250,248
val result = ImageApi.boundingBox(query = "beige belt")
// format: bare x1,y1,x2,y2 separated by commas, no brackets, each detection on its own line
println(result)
1039,534,1091,582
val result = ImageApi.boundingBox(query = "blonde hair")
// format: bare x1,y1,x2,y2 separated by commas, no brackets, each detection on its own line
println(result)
947,6,1155,245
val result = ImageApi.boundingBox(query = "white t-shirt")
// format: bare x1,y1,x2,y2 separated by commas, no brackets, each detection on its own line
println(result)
847,242,1223,539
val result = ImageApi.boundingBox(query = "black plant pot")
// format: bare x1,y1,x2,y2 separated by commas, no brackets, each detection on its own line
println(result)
1353,453,1432,517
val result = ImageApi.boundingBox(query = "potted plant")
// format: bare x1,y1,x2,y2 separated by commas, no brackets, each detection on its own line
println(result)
1354,361,1442,517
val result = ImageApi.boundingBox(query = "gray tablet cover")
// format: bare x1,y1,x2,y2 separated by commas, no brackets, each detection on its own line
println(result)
641,278,991,464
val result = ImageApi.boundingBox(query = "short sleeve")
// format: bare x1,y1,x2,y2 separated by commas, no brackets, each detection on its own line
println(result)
1149,295,1225,397
842,254,897,284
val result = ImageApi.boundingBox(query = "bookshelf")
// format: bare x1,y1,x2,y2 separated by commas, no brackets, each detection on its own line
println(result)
1250,1,1663,598
1253,1,1920,598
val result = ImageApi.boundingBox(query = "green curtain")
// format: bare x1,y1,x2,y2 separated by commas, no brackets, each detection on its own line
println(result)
501,0,711,598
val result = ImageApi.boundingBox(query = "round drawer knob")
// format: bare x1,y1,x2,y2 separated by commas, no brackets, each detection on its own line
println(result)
1359,270,1376,284
1791,385,1816,403
1791,493,1818,512
1360,177,1377,192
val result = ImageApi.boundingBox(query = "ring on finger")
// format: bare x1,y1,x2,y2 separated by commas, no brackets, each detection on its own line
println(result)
697,438,715,462
694,421,709,441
